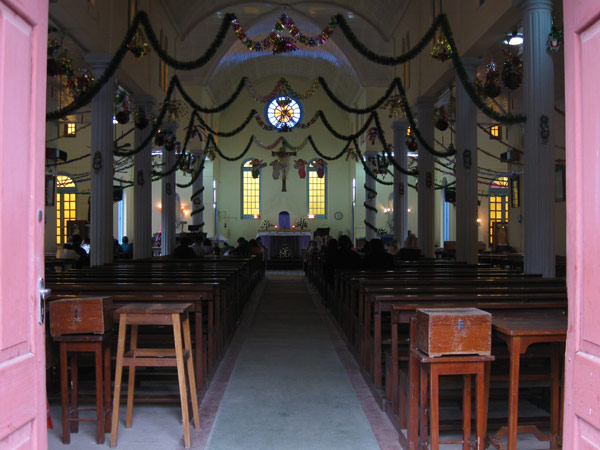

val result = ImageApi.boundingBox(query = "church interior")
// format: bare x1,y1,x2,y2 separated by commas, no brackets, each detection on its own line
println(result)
35,0,578,449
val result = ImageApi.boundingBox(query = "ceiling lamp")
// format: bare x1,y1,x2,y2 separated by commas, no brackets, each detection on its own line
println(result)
504,30,523,46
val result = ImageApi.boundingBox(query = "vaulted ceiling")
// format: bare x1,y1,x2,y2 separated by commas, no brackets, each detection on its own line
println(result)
168,1,409,102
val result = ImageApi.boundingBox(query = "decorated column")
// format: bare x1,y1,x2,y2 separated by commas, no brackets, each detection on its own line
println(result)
519,0,555,276
190,151,205,231
455,58,481,264
392,118,409,244
364,152,378,240
415,97,436,258
132,95,155,259
85,54,114,266
161,122,178,256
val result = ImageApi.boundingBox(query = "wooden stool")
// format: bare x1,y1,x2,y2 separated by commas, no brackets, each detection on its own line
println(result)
54,330,113,444
110,303,199,449
412,348,494,450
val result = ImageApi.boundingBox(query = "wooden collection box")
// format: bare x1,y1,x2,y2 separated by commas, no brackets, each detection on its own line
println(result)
415,308,491,357
49,297,113,337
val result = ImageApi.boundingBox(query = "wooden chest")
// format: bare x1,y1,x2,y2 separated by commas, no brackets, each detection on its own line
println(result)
415,308,491,357
49,297,113,336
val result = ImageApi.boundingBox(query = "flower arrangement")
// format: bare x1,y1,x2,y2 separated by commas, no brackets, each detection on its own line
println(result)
376,227,389,236
259,218,273,229
295,217,308,229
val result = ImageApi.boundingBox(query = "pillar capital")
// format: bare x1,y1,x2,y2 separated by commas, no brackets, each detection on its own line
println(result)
513,0,553,12
84,53,113,76
391,118,409,131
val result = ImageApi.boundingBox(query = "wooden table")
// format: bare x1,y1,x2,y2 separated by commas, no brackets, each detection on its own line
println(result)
488,312,567,450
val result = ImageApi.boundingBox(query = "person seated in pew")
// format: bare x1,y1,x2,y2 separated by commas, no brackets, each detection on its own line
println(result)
364,238,394,269
231,237,251,256
335,234,362,270
387,239,401,256
56,243,80,261
71,234,89,267
113,238,124,259
323,237,339,285
121,236,133,259
172,237,196,259
249,239,263,256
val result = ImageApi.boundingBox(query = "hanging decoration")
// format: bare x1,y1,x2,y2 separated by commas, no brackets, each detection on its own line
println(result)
294,159,307,178
92,151,103,171
160,99,189,122
406,131,418,152
547,16,563,52
540,115,550,144
433,105,449,131
115,90,131,124
127,27,151,60
250,158,267,178
246,78,320,103
430,34,453,62
501,50,523,90
463,149,473,169
231,13,337,54
47,35,73,78
66,69,95,101
345,147,359,162
367,127,380,145
374,153,390,176
132,104,150,129
382,94,404,118
483,61,502,98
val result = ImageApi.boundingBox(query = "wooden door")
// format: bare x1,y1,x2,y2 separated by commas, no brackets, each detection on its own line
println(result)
564,1,600,446
0,0,49,447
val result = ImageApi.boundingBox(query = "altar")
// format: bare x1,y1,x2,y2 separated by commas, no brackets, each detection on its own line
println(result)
256,230,312,260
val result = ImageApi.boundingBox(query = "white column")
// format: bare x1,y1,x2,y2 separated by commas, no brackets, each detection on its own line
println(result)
519,0,555,276
161,122,178,256
191,151,205,231
392,119,409,244
415,97,436,258
85,54,114,266
133,95,155,259
455,58,481,264
364,153,378,240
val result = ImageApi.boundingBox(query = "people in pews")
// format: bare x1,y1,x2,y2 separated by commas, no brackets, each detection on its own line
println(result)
231,237,251,256
403,230,419,249
322,237,338,286
172,237,196,259
335,235,362,270
249,239,264,256
364,238,394,269
387,239,401,256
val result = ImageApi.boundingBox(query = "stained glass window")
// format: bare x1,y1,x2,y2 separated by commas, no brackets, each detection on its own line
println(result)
489,176,509,246
56,175,77,245
266,96,302,129
242,159,261,218
308,159,326,218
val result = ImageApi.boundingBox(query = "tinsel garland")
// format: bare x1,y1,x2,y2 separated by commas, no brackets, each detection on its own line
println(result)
176,153,206,188
245,78,320,103
205,134,255,161
254,111,320,131
151,151,186,177
196,109,256,137
46,10,233,120
371,112,419,176
335,12,526,125
172,75,247,113
307,136,351,161
318,76,400,114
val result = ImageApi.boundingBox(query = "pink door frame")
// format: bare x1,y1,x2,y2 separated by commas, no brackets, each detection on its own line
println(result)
564,0,600,447
0,0,49,447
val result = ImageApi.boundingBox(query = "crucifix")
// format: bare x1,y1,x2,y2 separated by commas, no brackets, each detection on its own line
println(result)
271,147,296,192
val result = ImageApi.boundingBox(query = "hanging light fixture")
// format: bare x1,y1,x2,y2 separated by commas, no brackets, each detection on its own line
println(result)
504,29,523,46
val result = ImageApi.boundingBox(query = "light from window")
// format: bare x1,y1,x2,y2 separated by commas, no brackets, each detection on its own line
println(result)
56,175,77,244
488,176,509,245
242,160,260,217
489,125,501,139
65,123,76,136
308,160,326,217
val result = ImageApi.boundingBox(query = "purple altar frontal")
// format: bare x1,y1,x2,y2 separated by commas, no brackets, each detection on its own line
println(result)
257,230,311,260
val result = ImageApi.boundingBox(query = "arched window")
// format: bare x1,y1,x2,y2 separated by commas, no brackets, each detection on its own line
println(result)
307,159,327,218
241,159,261,219
489,176,509,247
56,175,77,244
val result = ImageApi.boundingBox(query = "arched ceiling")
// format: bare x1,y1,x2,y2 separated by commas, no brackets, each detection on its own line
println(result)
172,1,407,99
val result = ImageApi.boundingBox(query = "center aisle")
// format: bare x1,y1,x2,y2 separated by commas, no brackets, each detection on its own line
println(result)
200,272,396,450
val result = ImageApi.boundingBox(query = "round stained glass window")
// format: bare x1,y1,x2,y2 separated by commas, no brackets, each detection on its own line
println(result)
266,96,302,129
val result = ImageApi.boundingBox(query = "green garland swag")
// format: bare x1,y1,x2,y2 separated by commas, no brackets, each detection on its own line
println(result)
196,109,257,137
335,12,526,125
171,75,247,114
176,153,206,188
206,134,255,162
307,136,351,161
46,10,233,120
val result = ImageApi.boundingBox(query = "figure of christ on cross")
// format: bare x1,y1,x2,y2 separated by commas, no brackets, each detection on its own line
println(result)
271,147,297,192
